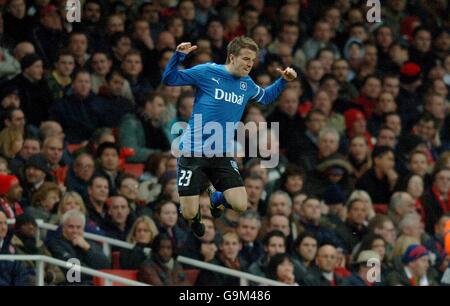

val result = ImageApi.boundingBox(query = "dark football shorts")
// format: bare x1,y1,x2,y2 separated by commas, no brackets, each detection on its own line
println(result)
176,156,244,197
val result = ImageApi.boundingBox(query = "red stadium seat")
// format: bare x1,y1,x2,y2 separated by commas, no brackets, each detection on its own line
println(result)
373,204,388,215
93,269,138,286
184,269,200,285
67,143,84,153
123,163,144,177
111,251,121,269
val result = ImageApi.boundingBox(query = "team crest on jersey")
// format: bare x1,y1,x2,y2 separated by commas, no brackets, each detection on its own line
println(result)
230,160,240,173
240,81,247,91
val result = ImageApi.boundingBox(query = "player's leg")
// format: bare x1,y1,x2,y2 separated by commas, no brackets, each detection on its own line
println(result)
177,157,207,236
207,157,246,217
179,195,204,236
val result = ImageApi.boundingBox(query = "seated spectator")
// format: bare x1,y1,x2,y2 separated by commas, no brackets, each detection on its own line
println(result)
181,216,218,264
406,150,432,189
118,91,170,163
291,232,318,272
11,214,64,285
72,128,116,158
44,49,75,100
8,136,41,176
0,174,24,219
300,127,340,174
395,173,425,212
5,53,53,127
153,200,187,251
120,216,159,270
121,50,152,103
389,189,421,226
346,190,375,221
243,174,266,216
93,70,134,128
42,136,68,186
67,31,90,69
237,211,264,264
297,196,344,248
137,233,189,285
0,211,30,286
19,153,54,208
386,244,439,286
0,126,23,162
278,165,305,199
356,146,398,205
84,175,110,228
420,167,450,234
90,51,134,102
117,174,152,217
26,182,61,223
346,250,383,286
355,233,393,282
267,253,299,285
196,231,248,286
248,230,286,278
101,195,135,242
66,153,95,200
154,170,179,205
49,69,101,144
94,142,124,194
302,244,347,286
335,198,370,253
47,209,110,283
138,153,167,204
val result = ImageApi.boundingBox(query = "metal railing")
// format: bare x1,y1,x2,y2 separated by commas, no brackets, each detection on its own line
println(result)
6,219,286,286
0,255,149,286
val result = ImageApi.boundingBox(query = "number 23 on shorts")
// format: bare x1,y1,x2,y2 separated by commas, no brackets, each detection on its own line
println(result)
178,170,193,186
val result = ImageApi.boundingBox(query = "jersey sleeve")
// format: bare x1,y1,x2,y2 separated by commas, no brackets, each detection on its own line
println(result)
161,51,207,86
249,77,288,105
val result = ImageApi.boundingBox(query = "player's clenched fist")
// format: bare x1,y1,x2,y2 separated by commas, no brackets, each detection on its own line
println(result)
176,42,198,54
276,67,298,81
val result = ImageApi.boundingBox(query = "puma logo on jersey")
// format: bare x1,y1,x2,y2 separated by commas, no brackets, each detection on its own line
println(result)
214,88,244,105
211,77,220,85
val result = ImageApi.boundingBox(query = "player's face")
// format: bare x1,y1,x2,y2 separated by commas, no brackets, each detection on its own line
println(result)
230,48,256,77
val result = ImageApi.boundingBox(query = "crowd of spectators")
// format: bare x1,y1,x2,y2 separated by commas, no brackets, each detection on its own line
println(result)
0,0,450,286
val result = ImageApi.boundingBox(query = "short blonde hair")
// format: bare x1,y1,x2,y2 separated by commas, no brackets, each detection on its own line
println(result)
57,191,87,222
127,216,159,245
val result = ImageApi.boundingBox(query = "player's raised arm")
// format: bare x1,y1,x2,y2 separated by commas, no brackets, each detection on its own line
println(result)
161,42,202,86
252,67,298,105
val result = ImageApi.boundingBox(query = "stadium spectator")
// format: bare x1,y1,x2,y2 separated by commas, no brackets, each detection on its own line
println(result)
26,182,61,223
66,153,95,201
101,195,135,242
138,233,189,285
153,200,187,251
237,211,264,264
266,253,299,285
0,174,24,219
84,175,109,228
47,209,110,283
120,215,159,270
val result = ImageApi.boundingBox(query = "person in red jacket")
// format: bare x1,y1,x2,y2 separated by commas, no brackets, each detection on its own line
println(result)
0,174,24,219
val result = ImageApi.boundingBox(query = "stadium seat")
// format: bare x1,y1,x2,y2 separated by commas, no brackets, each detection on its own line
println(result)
67,143,84,153
111,251,121,269
183,269,200,285
123,163,145,177
93,269,138,286
373,204,388,215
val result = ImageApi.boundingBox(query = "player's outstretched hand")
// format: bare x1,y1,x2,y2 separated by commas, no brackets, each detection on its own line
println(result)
176,42,197,55
276,67,297,81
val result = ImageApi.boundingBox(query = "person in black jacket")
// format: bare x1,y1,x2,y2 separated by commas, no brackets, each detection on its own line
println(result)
49,69,102,144
302,244,348,286
5,54,54,128
120,215,159,270
93,70,134,128
47,209,110,284
356,146,398,205
101,195,135,243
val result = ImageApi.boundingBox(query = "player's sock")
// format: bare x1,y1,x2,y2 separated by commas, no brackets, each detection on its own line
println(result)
211,191,231,209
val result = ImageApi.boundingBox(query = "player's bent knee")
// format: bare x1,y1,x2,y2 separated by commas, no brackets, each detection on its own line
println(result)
180,196,199,220
232,200,247,213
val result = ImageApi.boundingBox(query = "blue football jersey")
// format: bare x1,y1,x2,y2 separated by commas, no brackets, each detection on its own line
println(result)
162,51,287,155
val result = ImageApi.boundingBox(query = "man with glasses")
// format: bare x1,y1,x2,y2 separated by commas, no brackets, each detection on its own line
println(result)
117,174,152,218
66,153,95,200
